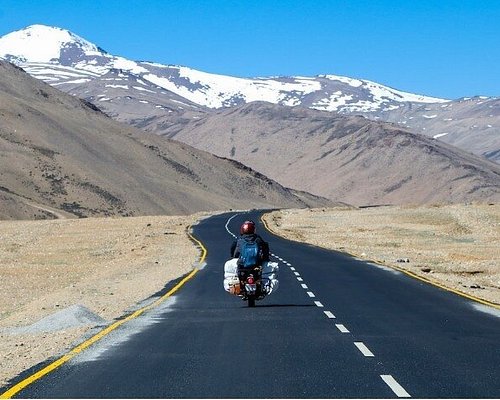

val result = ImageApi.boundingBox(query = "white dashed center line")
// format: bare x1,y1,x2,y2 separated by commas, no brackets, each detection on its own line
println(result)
252,239,411,397
324,311,336,319
354,342,374,357
381,375,411,398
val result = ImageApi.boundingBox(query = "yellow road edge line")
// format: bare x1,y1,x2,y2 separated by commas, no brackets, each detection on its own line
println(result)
261,212,500,311
1,224,207,399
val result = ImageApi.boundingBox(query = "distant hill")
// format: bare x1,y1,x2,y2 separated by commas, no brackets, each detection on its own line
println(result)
159,102,500,206
0,61,332,220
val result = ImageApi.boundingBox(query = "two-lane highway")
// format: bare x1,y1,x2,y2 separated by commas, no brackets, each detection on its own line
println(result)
3,211,499,398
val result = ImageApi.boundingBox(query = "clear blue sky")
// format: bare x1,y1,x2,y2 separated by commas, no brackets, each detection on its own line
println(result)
0,0,499,99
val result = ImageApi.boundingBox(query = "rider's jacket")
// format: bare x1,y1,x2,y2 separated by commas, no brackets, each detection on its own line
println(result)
230,233,270,262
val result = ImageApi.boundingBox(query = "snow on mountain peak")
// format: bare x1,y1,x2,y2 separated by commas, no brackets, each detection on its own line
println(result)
0,24,103,63
0,24,451,113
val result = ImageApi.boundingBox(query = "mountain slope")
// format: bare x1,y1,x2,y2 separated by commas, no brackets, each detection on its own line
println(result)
358,96,500,163
160,102,500,206
0,61,332,220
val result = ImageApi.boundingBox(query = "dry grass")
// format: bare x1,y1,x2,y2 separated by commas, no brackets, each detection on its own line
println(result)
263,203,500,305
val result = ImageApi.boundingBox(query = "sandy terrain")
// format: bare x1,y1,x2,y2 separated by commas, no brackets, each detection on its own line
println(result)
263,204,500,305
0,214,203,388
1,204,499,390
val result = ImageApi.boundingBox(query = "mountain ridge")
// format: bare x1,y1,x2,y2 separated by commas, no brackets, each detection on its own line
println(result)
160,101,500,206
0,59,332,220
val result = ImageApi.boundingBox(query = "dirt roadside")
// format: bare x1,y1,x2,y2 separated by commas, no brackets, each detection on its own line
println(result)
262,203,500,305
0,213,206,388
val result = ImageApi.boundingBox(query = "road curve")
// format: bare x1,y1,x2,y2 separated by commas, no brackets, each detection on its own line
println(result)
3,210,499,398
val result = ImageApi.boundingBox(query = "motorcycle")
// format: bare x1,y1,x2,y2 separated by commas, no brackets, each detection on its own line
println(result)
224,259,279,307
238,266,265,307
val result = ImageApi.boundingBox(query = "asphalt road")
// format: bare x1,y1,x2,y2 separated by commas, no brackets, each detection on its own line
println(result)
6,211,500,398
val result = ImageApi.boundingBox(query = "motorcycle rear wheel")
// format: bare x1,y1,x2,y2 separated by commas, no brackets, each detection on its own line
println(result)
247,295,256,307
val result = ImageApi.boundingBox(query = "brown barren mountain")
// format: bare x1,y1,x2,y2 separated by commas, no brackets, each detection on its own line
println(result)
160,102,500,206
0,61,332,220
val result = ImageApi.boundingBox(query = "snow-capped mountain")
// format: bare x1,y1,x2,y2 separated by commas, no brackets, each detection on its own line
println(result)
1,25,498,163
0,24,446,113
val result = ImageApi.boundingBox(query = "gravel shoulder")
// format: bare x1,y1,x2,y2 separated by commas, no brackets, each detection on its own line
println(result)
263,204,500,306
0,213,206,388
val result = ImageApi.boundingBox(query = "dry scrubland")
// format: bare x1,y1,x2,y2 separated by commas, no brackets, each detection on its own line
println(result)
1,204,499,388
263,203,500,305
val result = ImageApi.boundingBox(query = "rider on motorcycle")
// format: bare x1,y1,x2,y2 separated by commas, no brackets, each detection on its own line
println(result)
230,220,270,264
223,220,278,301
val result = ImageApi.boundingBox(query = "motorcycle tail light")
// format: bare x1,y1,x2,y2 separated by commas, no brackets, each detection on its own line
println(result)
247,276,255,284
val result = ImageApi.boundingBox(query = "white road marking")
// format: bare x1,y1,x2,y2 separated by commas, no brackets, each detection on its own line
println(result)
301,283,308,289
294,272,300,276
290,267,296,271
285,262,291,266
307,291,315,298
324,311,336,319
314,301,324,307
225,214,239,237
335,324,350,333
297,277,304,282
354,342,374,357
381,375,411,398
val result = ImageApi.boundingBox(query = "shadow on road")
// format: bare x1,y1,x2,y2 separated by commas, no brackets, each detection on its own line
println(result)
246,304,316,308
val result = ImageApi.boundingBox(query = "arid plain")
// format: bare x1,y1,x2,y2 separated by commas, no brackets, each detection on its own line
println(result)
1,203,499,387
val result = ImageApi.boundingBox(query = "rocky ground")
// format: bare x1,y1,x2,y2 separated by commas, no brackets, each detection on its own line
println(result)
263,203,500,305
1,204,498,389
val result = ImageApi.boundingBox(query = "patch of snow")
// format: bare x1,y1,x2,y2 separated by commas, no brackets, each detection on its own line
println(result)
52,78,91,85
423,114,437,119
139,100,149,104
144,66,321,108
105,84,128,89
312,91,354,112
320,74,363,88
383,104,400,111
443,118,453,121
0,24,102,63
433,133,449,139
112,57,149,74
133,86,156,93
